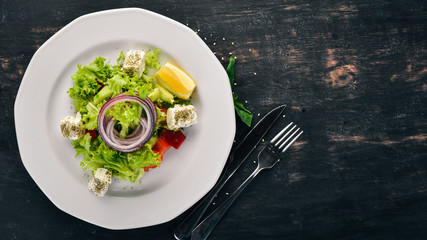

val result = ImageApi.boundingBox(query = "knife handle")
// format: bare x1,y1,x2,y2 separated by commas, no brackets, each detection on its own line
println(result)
174,171,228,239
191,167,259,240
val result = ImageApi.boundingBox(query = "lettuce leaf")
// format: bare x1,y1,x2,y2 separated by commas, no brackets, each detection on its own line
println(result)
116,51,126,65
145,49,161,70
105,102,143,138
73,134,161,183
81,101,102,130
107,73,129,96
106,70,155,99
134,75,156,99
154,106,167,133
68,57,111,113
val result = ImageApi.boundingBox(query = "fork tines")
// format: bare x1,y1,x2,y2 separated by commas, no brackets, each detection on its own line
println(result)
270,122,303,153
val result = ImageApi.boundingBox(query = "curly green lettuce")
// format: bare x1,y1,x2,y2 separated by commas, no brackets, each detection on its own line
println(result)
145,48,161,70
67,57,112,113
81,101,101,130
105,102,143,139
72,134,161,183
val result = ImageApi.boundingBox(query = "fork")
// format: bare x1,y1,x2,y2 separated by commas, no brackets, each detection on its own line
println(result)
191,122,303,240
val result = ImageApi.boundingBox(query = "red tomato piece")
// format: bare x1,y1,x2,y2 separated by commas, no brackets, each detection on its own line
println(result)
160,130,186,149
87,130,97,139
146,141,167,172
144,165,158,172
159,107,167,114
152,138,171,155
153,104,167,114
145,129,186,172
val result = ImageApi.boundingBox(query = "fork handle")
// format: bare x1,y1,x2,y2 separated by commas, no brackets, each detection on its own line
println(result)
191,167,261,240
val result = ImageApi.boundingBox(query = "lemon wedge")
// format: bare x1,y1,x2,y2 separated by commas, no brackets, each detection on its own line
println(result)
154,62,196,100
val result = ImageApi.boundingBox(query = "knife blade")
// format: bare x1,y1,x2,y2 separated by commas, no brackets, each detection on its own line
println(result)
174,104,286,240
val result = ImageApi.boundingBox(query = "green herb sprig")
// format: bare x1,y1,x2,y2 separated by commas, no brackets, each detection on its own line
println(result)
226,56,253,127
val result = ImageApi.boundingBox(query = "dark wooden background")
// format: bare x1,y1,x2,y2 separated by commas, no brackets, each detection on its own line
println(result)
1,0,426,239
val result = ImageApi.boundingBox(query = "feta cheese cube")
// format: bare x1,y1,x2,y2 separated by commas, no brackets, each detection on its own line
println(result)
167,104,198,130
88,178,109,197
60,113,85,140
88,168,112,197
94,168,112,184
121,49,145,77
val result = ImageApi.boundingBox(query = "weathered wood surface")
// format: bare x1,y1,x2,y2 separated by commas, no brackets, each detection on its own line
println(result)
1,0,426,239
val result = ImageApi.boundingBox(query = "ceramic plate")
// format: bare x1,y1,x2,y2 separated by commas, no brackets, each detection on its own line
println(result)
14,8,235,229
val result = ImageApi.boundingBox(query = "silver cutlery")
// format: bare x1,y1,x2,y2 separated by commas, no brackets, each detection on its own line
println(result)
174,105,286,240
191,122,303,240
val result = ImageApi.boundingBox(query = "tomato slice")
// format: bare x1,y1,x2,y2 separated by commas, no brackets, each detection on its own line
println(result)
160,130,186,149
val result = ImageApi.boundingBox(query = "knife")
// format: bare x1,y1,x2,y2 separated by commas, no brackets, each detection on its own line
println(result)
174,104,286,240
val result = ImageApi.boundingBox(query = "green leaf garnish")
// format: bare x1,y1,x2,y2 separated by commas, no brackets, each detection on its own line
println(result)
226,56,253,127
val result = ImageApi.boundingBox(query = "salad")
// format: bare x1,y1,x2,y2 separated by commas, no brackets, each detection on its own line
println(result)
60,49,197,196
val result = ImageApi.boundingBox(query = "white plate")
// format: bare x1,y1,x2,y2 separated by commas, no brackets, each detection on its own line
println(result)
14,8,235,229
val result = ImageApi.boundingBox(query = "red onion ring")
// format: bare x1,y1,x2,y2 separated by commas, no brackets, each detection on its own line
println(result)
97,95,157,152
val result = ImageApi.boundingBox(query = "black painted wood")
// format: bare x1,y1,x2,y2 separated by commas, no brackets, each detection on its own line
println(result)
1,1,426,239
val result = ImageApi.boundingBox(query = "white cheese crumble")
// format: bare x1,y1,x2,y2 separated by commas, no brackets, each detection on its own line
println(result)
88,168,112,197
121,49,145,77
167,104,198,130
94,168,112,184
60,112,85,140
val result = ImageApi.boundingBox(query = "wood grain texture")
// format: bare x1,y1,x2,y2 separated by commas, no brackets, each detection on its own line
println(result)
1,0,426,239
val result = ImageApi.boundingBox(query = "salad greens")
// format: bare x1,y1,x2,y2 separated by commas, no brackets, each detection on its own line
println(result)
74,133,159,183
105,102,143,139
226,56,253,127
68,50,167,183
145,49,162,70
68,57,111,113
